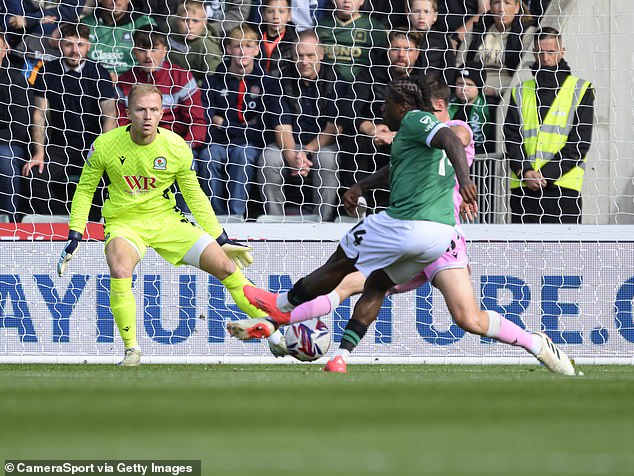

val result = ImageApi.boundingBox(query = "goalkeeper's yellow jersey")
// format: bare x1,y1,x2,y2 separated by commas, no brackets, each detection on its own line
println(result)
69,125,222,240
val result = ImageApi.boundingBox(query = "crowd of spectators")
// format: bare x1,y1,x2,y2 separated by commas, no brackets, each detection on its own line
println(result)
0,0,571,223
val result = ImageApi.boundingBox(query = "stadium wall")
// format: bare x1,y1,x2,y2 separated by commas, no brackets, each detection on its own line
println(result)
1,224,634,365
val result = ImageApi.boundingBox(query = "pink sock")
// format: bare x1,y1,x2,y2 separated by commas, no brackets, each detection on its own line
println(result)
289,291,339,324
485,310,538,354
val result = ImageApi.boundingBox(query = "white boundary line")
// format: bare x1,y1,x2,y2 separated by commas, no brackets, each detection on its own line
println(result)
1,356,632,365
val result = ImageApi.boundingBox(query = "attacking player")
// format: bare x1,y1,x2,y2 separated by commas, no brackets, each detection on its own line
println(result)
228,75,476,358
228,75,575,376
57,84,274,366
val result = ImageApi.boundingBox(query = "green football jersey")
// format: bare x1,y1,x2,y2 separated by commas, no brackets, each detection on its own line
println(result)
316,14,387,83
387,110,456,226
69,126,222,240
82,14,154,76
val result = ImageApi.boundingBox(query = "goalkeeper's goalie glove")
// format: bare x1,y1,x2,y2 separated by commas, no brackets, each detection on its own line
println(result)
216,229,253,269
57,230,82,277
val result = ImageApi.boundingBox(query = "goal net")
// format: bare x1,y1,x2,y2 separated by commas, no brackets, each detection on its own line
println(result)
1,0,633,364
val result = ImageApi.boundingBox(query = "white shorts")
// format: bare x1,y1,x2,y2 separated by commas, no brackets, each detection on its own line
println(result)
339,211,456,284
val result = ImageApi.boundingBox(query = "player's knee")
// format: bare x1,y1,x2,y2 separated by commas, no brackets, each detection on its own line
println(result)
108,263,133,279
455,311,487,335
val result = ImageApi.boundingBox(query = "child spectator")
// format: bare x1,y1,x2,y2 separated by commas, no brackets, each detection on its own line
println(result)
167,0,223,86
258,0,298,77
406,0,456,83
449,62,490,154
200,24,283,217
249,0,332,32
316,0,387,84
130,0,251,35
116,25,207,152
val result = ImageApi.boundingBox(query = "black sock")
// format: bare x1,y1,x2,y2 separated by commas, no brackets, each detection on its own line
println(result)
340,319,368,352
287,278,315,306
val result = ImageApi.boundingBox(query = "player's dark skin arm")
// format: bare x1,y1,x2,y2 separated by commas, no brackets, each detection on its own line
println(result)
342,166,389,215
430,127,478,205
290,166,389,300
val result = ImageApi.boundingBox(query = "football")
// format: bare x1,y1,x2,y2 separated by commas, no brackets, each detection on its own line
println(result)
285,318,331,362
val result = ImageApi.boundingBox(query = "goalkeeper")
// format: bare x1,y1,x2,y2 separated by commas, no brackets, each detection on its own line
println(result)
58,84,270,366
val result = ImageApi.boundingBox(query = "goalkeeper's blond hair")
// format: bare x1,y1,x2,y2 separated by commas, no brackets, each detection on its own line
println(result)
128,84,162,107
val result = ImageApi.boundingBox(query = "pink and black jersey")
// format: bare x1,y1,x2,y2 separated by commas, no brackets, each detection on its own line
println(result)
446,119,475,224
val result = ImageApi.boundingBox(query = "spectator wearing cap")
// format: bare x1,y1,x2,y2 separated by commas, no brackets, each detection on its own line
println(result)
449,62,490,154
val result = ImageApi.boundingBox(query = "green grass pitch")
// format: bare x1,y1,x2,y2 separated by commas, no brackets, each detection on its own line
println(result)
1,364,633,476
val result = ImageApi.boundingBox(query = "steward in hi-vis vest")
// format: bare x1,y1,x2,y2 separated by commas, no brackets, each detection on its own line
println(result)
504,27,594,224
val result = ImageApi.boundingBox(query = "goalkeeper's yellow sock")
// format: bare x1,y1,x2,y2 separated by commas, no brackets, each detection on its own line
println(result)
110,277,139,349
222,269,268,318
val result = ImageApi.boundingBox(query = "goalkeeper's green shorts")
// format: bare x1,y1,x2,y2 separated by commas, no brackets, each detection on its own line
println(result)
104,209,208,265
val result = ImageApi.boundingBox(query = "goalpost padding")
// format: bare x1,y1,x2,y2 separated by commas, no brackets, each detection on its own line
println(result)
1,224,633,364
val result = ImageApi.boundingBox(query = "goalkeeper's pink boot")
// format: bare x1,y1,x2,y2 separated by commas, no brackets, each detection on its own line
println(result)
243,286,291,325
323,355,347,373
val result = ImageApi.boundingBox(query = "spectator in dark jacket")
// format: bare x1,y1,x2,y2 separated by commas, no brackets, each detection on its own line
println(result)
259,28,343,220
200,25,283,217
1,0,85,45
504,27,594,223
0,32,32,221
22,23,117,219
258,0,299,77
1,0,87,82
337,28,423,209
435,0,483,43
406,0,457,85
